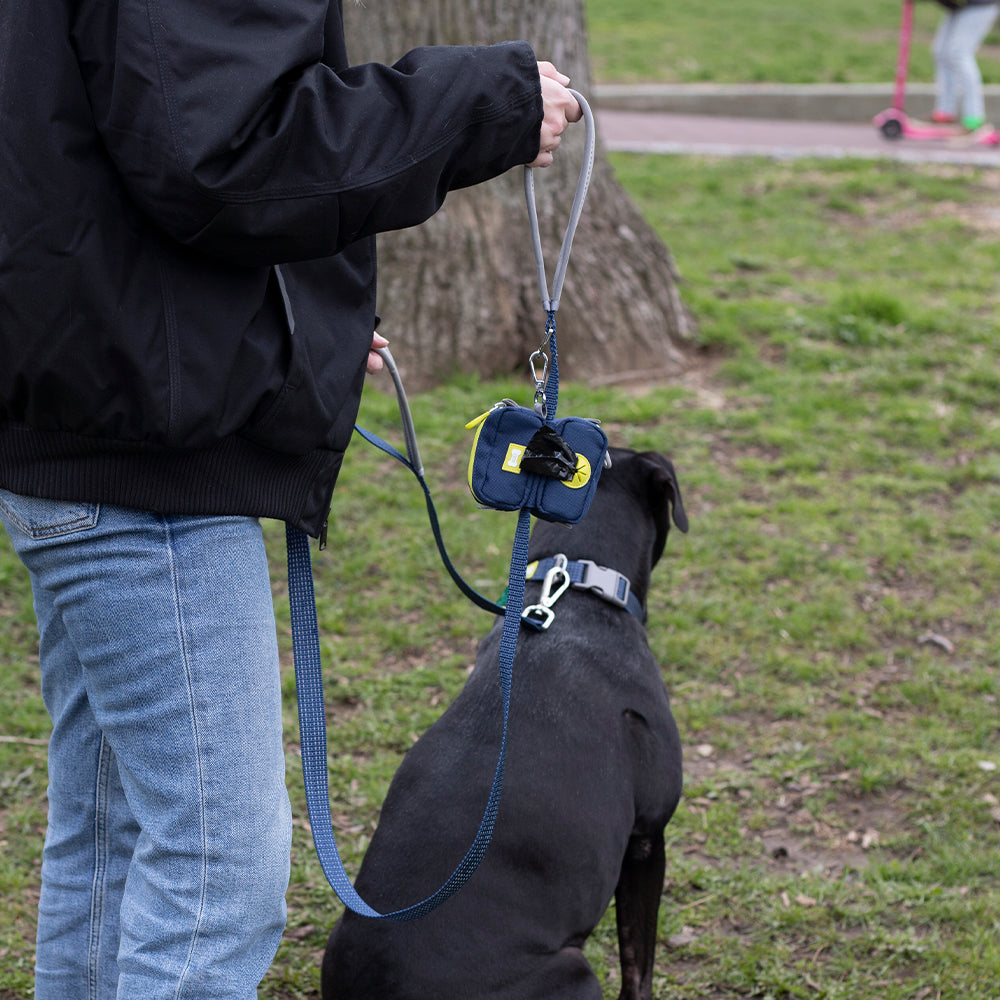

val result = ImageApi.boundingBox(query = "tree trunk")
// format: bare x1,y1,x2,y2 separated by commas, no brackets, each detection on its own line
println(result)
344,0,695,389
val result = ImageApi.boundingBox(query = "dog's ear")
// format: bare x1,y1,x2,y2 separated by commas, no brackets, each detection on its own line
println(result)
634,451,688,567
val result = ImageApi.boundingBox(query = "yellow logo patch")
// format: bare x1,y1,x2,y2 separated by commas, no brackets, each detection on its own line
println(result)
502,443,525,473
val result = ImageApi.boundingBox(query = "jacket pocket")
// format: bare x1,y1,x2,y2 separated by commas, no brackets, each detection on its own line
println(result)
239,248,376,457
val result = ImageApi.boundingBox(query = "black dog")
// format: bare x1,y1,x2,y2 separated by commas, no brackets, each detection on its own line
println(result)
322,447,687,1000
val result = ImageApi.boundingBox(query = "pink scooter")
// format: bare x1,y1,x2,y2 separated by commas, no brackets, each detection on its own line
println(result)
873,0,999,145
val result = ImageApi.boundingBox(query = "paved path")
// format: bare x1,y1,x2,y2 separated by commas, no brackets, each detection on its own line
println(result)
596,109,1000,166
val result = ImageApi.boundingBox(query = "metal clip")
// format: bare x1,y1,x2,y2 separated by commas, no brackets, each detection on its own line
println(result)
522,555,571,629
529,348,549,417
529,347,549,387
532,389,547,419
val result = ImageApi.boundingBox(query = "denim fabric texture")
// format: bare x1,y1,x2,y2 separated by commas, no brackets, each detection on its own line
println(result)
0,492,292,1000
933,3,1000,123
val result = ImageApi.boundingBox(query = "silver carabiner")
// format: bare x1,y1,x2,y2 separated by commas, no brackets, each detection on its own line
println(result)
522,555,571,629
530,346,550,416
529,348,549,387
540,556,571,606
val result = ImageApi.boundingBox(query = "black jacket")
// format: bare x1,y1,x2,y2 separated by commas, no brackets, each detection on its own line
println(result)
0,1,542,536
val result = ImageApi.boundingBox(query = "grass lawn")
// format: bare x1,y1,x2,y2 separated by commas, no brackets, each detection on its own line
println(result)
585,0,1000,86
6,152,997,999
3,6,1000,1000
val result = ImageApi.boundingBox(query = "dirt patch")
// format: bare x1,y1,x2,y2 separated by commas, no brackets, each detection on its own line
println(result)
679,745,914,878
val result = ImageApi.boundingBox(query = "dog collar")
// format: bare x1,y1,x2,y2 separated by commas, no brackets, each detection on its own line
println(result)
524,555,644,624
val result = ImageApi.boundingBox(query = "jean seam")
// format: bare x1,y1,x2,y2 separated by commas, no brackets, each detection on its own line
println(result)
88,737,112,1000
164,517,211,1000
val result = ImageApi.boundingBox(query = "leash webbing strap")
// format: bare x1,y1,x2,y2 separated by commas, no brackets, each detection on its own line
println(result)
523,90,595,420
355,427,506,617
524,90,596,315
286,512,528,920
354,348,506,619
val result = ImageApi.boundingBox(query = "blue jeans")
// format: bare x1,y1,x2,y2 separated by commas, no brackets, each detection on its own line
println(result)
0,493,292,1000
934,3,1000,124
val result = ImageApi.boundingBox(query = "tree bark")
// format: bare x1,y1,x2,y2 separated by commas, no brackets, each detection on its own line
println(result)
344,0,695,389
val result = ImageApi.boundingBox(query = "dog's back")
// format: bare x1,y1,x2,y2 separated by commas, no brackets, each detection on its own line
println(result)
322,448,687,1000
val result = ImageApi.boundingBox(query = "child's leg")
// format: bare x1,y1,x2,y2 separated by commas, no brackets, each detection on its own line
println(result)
942,4,999,127
933,12,959,119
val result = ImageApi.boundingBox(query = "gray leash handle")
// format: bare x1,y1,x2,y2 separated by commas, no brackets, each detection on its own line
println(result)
375,346,422,476
523,90,596,314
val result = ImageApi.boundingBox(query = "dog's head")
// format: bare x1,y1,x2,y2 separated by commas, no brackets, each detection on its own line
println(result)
609,447,688,568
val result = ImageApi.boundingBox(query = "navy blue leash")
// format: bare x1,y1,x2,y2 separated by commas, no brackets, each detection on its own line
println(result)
286,91,594,920
353,348,507,619
286,512,528,920
286,360,541,920
287,347,537,920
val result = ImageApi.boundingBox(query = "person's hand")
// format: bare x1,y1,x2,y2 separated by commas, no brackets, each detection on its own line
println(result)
529,62,582,168
367,332,389,374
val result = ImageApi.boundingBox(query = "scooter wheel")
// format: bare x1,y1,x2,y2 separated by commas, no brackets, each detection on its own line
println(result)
880,118,903,140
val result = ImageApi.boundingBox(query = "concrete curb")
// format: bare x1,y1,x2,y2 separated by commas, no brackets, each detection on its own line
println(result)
594,82,1000,123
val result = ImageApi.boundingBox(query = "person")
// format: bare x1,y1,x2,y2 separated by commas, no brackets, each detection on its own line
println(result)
930,0,1000,138
0,1,581,997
